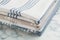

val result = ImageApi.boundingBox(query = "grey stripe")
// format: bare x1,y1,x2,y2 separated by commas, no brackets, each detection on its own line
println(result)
9,0,40,19
0,0,10,5
17,0,40,12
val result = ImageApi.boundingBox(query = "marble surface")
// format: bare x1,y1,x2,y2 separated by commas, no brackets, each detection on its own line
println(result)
0,6,60,40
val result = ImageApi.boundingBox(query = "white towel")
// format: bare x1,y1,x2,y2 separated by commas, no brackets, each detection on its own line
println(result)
0,0,55,20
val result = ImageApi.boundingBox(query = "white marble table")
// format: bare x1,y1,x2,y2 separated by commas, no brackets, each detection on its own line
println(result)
0,5,60,40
